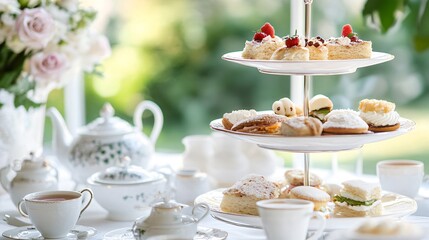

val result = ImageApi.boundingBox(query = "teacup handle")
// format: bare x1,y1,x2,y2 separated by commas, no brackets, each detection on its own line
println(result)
192,203,210,223
79,188,93,217
306,211,326,240
17,200,28,218
133,100,164,145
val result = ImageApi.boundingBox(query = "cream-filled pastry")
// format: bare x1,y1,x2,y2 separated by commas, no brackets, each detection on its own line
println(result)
358,99,400,132
306,37,328,60
242,22,284,60
271,32,309,61
222,109,257,130
272,97,297,117
323,109,368,134
326,24,372,60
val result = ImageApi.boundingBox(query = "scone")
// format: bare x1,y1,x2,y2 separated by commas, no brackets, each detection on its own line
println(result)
271,33,309,61
280,116,323,136
306,37,328,60
220,175,280,215
323,109,369,134
272,97,300,117
358,99,400,132
242,22,284,60
326,24,372,60
289,186,331,217
231,114,287,134
309,94,333,122
222,109,257,130
333,180,382,217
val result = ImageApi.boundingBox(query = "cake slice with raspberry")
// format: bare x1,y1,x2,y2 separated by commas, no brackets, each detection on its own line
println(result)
242,22,284,60
271,31,309,61
326,24,372,60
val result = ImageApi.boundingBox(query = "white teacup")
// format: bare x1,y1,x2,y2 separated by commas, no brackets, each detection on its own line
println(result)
18,189,93,239
257,199,326,240
377,160,424,198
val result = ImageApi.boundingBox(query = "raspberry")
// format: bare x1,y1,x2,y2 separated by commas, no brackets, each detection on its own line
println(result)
253,32,267,42
260,22,275,38
285,36,299,48
341,24,353,37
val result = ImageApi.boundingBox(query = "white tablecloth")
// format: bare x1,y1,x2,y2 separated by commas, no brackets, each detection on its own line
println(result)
1,153,429,239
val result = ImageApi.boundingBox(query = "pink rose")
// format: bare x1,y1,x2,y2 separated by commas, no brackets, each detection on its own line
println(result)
15,8,55,50
29,52,68,82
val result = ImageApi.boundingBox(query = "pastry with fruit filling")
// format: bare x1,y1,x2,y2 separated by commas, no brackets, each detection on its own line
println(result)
242,22,284,60
326,24,372,60
358,99,400,132
271,31,309,61
306,37,328,60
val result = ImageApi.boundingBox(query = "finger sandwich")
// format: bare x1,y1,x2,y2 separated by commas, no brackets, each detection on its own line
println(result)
333,180,382,217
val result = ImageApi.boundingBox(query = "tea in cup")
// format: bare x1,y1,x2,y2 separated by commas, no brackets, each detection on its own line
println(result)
18,189,93,239
377,160,424,198
257,199,326,240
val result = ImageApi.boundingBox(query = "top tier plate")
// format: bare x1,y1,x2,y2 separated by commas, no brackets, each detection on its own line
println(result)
222,51,394,76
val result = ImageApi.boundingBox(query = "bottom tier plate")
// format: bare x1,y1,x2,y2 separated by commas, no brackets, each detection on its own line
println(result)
195,189,417,231
209,117,415,152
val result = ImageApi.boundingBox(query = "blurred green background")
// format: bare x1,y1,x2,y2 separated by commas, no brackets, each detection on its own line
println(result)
45,0,429,174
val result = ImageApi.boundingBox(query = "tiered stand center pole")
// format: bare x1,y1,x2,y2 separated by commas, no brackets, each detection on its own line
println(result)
303,0,313,186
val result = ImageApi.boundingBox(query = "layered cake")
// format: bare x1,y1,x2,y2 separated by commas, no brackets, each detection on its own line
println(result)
306,37,328,60
326,24,372,60
220,175,280,215
242,22,284,60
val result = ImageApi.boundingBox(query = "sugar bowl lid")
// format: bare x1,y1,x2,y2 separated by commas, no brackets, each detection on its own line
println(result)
93,156,161,184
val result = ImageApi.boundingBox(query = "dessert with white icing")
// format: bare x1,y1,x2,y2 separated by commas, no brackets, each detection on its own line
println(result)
305,36,328,60
333,180,382,217
289,186,331,217
242,22,284,60
359,99,400,132
326,24,372,60
280,116,323,136
220,175,280,215
323,109,369,134
271,31,309,61
222,109,257,130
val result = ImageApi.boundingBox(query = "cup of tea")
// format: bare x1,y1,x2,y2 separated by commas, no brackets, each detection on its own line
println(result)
256,199,326,240
377,160,424,198
18,189,93,239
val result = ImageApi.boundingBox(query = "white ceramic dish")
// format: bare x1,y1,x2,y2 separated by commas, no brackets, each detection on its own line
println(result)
195,189,417,231
209,115,415,153
103,226,228,240
327,230,425,240
2,225,96,240
222,51,394,76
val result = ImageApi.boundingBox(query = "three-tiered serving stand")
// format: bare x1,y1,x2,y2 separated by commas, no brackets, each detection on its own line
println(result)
211,0,414,187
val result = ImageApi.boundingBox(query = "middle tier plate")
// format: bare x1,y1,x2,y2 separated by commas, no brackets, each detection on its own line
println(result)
210,115,415,153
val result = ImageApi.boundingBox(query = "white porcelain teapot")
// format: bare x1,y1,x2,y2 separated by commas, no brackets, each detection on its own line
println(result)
47,101,163,184
0,155,58,207
132,200,209,240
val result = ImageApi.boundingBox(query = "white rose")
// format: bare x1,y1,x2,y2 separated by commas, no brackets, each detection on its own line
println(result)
6,35,26,53
0,0,20,13
29,52,68,83
15,8,55,50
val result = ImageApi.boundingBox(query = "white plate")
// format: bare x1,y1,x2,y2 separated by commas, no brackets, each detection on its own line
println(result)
195,189,417,231
103,227,228,240
327,230,425,240
2,225,97,240
209,116,415,152
222,51,395,76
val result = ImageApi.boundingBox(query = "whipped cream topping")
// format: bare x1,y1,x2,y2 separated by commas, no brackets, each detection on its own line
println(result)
359,111,400,127
246,35,283,46
323,109,368,129
335,199,381,212
327,36,351,46
223,109,257,125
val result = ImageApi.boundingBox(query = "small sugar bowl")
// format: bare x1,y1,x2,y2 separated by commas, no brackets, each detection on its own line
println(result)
132,200,209,240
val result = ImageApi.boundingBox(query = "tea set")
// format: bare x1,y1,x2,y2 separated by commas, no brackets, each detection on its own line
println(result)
0,100,228,240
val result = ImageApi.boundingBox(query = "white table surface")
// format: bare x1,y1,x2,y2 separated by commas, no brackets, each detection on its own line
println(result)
1,153,429,240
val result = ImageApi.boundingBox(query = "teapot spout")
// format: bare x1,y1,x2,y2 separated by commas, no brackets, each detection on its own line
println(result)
46,108,73,164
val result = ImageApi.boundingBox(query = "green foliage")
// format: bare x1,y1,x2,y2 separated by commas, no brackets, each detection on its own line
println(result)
0,43,40,110
363,0,429,52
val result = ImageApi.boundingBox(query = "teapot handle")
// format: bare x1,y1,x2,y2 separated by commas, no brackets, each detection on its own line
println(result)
133,101,164,145
192,203,210,223
0,165,11,192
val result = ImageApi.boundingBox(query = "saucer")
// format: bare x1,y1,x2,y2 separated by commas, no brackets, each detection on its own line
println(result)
2,225,97,240
103,226,228,240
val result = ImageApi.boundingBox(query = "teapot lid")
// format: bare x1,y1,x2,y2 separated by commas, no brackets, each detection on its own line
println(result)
93,156,161,184
83,103,134,136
